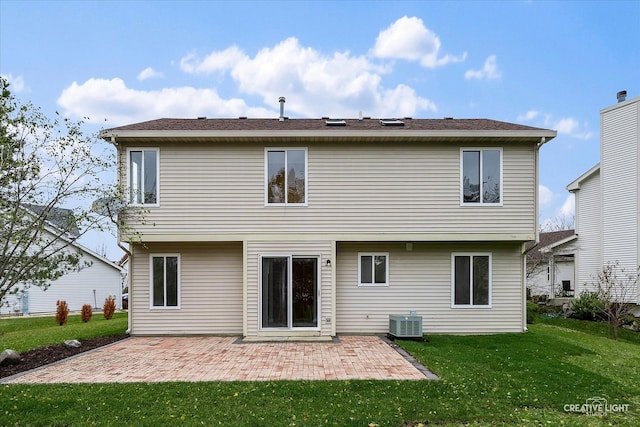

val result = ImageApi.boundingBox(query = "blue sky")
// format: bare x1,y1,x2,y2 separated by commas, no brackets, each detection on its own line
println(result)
1,0,639,259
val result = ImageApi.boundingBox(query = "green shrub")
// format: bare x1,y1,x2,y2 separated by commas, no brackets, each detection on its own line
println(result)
526,300,539,324
538,304,562,315
570,291,604,321
531,294,548,304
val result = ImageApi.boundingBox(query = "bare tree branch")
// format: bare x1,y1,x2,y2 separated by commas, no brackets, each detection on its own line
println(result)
595,261,640,340
540,214,575,232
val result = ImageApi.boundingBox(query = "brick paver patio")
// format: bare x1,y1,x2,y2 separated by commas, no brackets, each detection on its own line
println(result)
5,336,436,383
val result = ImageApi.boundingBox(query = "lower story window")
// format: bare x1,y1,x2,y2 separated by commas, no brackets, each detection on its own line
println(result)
151,255,180,308
452,253,491,307
359,253,389,286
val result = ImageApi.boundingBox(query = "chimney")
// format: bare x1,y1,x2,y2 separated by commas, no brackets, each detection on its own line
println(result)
617,90,627,103
279,96,286,121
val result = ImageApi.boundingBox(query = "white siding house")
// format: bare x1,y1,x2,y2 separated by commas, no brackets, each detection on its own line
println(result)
0,228,124,316
567,165,602,293
525,230,576,298
601,94,639,277
102,109,556,338
566,93,639,301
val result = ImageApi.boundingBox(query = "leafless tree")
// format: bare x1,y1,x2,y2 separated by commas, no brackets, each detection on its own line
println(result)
595,261,639,340
95,242,108,258
540,214,575,232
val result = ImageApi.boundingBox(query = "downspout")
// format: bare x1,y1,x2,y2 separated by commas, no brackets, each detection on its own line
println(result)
118,242,132,335
111,133,133,335
522,243,528,332
521,137,548,331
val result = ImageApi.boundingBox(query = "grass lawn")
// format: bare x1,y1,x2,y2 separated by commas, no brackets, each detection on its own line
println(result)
537,315,640,345
1,316,639,426
0,312,128,352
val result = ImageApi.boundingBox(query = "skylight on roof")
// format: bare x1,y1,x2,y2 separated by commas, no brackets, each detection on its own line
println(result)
379,119,404,126
325,119,346,126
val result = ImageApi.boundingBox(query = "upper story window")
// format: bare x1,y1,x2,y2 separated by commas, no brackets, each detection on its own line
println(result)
461,148,502,205
265,148,307,205
128,148,159,206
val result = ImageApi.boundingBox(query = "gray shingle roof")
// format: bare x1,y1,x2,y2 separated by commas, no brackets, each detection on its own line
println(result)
106,117,551,132
24,204,80,237
525,230,576,263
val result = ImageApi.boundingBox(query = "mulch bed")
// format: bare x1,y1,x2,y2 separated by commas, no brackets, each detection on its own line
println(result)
1,334,129,379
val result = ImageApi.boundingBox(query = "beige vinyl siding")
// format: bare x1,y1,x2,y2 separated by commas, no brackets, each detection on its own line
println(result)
574,171,602,292
601,99,639,274
119,141,536,238
129,242,242,335
336,242,524,334
245,240,333,337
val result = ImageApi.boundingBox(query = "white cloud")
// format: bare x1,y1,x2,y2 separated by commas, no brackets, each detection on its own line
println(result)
137,67,164,81
540,193,575,231
464,55,501,80
57,78,274,125
378,84,435,117
180,46,246,74
559,193,575,217
545,115,593,140
517,110,540,122
178,36,436,118
554,117,579,134
520,111,593,140
59,23,448,124
538,185,553,205
372,16,466,68
2,73,26,92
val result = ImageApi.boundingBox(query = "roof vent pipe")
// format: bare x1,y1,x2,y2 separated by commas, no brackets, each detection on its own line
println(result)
279,96,286,121
617,90,627,103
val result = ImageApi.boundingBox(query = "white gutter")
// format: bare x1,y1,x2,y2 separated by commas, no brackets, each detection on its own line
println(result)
101,128,559,141
523,136,551,332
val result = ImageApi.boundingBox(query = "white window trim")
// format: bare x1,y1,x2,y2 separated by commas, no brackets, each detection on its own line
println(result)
451,252,492,308
258,254,321,331
126,147,160,207
358,252,390,287
149,253,181,310
264,147,308,207
460,148,503,207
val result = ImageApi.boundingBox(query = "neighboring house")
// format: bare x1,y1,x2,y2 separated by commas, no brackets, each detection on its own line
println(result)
0,207,124,315
557,93,639,302
525,230,576,298
101,102,556,339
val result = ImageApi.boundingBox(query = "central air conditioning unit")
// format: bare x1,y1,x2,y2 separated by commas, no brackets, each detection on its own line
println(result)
389,314,423,339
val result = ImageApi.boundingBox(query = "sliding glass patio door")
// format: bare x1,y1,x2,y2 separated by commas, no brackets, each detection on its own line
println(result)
261,256,318,329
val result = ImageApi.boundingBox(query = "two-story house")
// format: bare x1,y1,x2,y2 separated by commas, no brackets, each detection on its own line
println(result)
101,102,556,339
562,93,639,301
